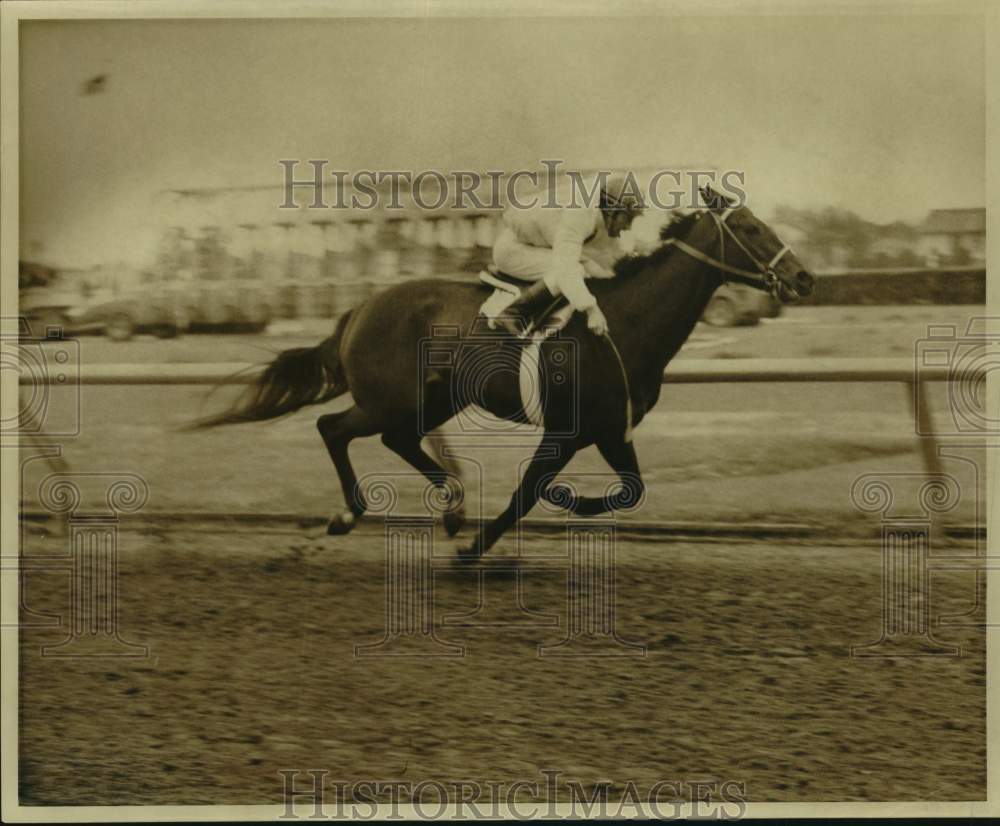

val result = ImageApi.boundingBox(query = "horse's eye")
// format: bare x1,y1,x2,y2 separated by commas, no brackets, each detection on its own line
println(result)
746,226,761,237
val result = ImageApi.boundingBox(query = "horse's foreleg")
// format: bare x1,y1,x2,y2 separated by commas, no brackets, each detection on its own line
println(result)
463,435,577,558
317,406,380,535
543,438,645,516
381,427,467,537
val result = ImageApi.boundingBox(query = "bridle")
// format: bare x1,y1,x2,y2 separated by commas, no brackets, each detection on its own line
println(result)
662,207,793,299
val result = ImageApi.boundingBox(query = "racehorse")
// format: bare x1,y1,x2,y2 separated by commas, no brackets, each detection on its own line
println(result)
192,185,814,557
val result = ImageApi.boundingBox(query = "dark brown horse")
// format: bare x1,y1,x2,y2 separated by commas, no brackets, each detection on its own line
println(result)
194,186,814,557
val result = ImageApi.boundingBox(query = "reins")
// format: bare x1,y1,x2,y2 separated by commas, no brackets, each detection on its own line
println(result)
601,331,634,444
661,208,791,299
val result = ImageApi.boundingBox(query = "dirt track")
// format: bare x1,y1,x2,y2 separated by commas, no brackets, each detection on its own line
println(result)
18,526,986,806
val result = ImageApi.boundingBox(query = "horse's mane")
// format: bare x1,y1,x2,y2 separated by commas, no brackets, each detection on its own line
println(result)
612,211,702,280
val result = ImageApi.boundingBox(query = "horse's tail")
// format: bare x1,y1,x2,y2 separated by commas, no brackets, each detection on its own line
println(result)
186,310,353,429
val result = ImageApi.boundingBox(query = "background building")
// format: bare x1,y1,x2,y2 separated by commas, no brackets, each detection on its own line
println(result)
915,208,986,266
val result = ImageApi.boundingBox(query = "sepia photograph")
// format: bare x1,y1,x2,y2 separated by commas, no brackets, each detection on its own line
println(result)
1,0,996,820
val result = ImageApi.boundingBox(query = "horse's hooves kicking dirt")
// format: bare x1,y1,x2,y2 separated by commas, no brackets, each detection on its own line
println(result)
326,513,357,536
443,510,466,538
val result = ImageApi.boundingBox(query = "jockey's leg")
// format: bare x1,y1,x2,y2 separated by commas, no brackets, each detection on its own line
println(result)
492,228,553,279
493,280,565,338
490,230,557,335
491,230,601,335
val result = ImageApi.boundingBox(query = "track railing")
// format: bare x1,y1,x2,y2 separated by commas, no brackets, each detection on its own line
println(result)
16,357,958,385
20,356,980,481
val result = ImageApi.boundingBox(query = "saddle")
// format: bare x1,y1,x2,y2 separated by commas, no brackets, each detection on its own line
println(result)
478,267,569,338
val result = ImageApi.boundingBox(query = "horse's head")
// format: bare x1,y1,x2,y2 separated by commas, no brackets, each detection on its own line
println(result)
695,184,814,301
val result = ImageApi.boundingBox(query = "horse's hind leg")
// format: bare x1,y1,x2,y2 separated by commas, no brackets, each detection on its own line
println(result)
426,428,467,536
381,427,467,537
317,405,380,535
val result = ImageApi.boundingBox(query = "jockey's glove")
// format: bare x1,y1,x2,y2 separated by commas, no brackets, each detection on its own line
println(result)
586,305,609,336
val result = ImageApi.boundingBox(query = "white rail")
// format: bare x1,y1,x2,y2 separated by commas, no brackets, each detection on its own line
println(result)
18,357,962,386
17,357,983,498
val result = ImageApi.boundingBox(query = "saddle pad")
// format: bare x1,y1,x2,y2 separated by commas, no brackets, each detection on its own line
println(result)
518,305,574,427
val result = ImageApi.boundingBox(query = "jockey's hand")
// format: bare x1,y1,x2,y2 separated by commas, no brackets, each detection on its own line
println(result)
583,259,614,279
586,305,608,336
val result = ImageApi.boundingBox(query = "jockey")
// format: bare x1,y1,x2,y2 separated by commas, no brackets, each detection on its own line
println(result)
490,173,645,337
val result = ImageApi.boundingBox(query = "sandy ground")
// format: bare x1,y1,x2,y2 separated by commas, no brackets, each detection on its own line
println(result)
18,529,986,806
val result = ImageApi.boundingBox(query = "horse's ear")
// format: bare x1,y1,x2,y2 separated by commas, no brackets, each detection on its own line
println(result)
699,183,735,212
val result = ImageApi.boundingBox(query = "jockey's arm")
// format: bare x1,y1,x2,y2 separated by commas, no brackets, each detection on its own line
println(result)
582,232,625,279
545,208,602,312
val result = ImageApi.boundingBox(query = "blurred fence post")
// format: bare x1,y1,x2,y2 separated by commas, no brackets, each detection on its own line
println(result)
908,379,945,479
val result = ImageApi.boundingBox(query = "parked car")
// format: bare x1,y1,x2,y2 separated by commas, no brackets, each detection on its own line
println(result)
701,282,782,326
70,285,190,341
20,261,193,341
19,262,80,339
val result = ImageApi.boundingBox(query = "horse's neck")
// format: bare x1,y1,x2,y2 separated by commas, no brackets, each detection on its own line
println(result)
621,229,724,381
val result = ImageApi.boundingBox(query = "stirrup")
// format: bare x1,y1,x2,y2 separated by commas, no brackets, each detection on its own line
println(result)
493,313,531,339
501,281,556,337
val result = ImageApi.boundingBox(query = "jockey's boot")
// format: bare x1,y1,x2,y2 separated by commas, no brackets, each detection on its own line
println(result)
493,280,562,339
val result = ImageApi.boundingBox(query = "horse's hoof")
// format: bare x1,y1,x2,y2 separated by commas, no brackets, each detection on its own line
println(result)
326,512,357,536
456,542,482,563
443,509,466,538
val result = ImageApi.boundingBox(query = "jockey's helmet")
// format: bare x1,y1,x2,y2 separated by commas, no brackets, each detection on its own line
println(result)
600,173,645,217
